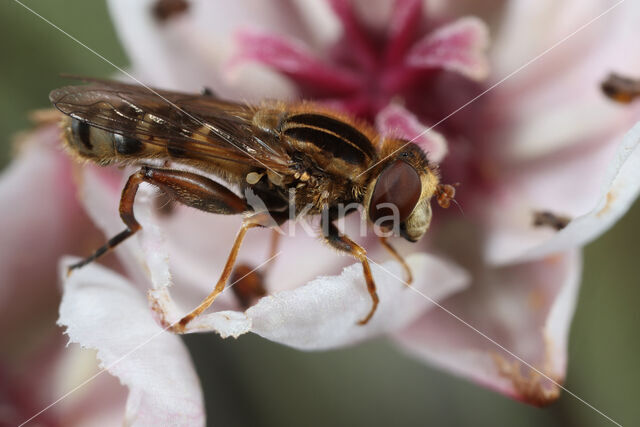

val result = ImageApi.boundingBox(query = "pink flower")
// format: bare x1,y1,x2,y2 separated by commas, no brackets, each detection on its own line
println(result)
4,0,640,424
0,125,204,426
0,125,123,425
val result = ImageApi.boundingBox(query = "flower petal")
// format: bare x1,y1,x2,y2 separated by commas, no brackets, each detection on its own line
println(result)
0,125,98,344
490,0,640,159
394,250,582,405
376,103,448,163
490,0,638,83
248,253,469,350
0,336,126,426
407,17,490,81
486,122,640,265
141,213,468,349
228,29,363,95
108,0,310,100
58,258,205,426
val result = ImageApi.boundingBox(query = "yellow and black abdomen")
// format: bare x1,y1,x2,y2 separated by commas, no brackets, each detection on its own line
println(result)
62,117,161,166
281,112,376,166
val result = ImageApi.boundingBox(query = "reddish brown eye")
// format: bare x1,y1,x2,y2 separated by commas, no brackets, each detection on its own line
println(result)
369,160,421,226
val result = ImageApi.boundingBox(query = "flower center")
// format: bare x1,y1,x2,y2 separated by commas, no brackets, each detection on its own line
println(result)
230,0,495,208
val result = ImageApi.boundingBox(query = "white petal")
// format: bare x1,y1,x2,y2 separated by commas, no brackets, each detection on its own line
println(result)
490,0,640,160
487,121,640,265
107,0,329,100
52,346,128,426
147,286,251,337
58,259,205,426
0,126,98,335
394,250,582,405
491,0,634,79
145,241,468,350
289,0,342,46
248,253,469,350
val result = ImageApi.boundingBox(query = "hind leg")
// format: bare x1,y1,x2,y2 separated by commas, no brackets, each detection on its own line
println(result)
68,165,248,273
68,169,145,273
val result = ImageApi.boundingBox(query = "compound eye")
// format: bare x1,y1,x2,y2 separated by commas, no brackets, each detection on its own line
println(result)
369,160,421,226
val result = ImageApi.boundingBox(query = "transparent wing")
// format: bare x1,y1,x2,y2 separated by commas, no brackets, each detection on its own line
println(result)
50,78,292,170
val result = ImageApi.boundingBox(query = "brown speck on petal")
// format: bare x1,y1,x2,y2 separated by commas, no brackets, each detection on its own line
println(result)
492,352,561,407
149,290,174,330
527,288,546,311
152,0,189,22
533,211,571,231
597,191,617,218
601,73,640,104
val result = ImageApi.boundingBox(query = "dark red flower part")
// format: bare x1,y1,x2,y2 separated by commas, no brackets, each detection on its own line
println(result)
230,0,489,119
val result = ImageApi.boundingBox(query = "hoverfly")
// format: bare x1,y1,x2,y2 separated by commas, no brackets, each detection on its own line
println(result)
50,78,455,332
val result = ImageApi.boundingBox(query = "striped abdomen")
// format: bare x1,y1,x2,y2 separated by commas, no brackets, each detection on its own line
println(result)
62,117,160,165
281,113,376,167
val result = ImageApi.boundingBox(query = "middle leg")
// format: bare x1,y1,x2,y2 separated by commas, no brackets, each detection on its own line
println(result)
173,218,262,332
230,229,281,309
322,218,378,325
379,236,413,284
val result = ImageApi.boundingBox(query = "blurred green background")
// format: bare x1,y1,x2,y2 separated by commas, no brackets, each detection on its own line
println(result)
1,1,638,426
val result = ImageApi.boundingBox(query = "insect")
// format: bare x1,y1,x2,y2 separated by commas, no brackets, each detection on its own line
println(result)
533,211,570,231
601,73,640,104
50,78,456,332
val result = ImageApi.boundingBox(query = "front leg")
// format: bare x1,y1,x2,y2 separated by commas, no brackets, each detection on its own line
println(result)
322,217,379,325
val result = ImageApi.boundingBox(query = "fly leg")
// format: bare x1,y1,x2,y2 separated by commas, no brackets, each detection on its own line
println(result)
231,229,281,309
173,217,267,332
379,236,412,284
67,169,145,273
321,216,378,325
68,165,248,273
